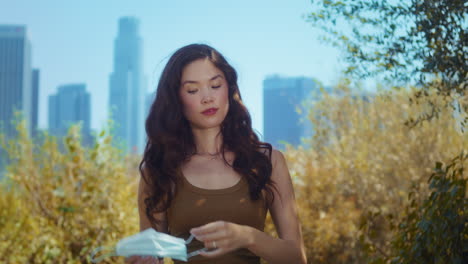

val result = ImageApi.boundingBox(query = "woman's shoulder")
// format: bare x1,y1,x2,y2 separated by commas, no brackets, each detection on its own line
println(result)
270,148,286,168
256,146,287,172
257,145,283,161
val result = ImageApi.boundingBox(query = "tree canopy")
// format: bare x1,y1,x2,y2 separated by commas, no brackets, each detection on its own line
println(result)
307,0,466,95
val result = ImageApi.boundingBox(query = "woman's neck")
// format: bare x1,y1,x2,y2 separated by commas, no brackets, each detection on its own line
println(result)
191,126,223,154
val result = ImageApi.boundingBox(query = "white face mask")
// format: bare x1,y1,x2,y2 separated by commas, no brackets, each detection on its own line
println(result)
90,228,207,263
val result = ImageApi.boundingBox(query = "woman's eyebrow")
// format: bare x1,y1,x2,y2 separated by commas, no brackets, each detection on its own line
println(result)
182,74,223,86
210,74,223,81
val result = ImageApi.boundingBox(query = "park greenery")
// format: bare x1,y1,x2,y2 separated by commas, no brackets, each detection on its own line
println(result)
305,0,467,263
279,84,467,263
0,123,140,263
1,0,466,263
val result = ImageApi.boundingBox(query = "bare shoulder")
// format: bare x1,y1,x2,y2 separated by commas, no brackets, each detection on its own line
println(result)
257,145,283,162
256,146,288,175
138,163,151,191
271,148,283,160
271,148,287,170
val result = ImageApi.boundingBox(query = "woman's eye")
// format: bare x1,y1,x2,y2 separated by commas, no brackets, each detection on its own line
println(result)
188,90,197,94
212,85,221,89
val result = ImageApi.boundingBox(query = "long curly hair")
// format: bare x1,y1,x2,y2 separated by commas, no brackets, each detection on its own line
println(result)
139,43,274,225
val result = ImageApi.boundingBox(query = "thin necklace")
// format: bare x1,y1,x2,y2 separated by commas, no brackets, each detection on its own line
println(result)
194,151,221,160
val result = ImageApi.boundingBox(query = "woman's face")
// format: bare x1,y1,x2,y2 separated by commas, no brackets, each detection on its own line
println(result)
179,58,229,130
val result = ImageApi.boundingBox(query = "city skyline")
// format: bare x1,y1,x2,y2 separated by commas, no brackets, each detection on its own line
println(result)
0,0,344,138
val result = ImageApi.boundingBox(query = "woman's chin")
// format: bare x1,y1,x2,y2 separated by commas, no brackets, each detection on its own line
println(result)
191,122,223,130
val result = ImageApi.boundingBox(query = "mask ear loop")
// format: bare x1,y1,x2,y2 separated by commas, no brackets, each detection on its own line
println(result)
185,234,208,258
90,246,118,263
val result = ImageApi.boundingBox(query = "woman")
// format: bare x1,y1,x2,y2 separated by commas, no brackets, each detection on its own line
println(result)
127,44,306,264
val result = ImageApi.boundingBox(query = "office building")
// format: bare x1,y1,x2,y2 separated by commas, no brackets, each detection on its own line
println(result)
48,84,92,145
109,17,146,153
263,75,316,149
0,25,32,138
31,69,39,137
0,25,33,178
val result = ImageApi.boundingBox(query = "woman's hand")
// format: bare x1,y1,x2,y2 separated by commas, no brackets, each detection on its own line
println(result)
125,256,163,264
190,221,253,258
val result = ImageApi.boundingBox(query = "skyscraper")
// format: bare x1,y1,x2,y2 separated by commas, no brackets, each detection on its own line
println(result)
48,84,91,145
31,69,39,138
0,25,33,178
0,25,32,138
109,17,146,153
263,75,315,149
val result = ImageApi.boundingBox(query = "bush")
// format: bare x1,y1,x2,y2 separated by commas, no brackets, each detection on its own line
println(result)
0,121,140,263
364,152,467,264
281,81,466,263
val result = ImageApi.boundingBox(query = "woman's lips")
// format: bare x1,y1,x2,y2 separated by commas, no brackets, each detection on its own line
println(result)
202,108,218,115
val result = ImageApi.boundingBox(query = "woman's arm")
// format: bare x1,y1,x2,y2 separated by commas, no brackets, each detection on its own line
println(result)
190,149,307,264
247,148,306,263
126,167,167,264
137,167,168,232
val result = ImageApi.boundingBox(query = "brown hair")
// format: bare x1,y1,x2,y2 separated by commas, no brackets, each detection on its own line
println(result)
139,43,274,225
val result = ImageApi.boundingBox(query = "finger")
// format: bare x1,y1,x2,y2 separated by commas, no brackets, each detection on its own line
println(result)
190,221,226,236
125,256,160,264
127,256,145,264
140,256,154,264
125,256,139,264
142,256,162,264
199,248,225,258
150,257,164,264
197,230,228,244
193,227,235,250
202,238,229,250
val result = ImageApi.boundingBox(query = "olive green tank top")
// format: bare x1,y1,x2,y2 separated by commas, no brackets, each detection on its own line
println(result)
167,175,267,264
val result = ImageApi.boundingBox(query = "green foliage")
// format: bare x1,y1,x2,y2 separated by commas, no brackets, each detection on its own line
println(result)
0,120,140,263
307,0,467,128
397,152,467,263
362,152,467,264
307,0,466,91
280,81,467,263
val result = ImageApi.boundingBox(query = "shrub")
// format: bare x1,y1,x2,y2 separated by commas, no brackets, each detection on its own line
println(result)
0,121,139,263
281,81,466,263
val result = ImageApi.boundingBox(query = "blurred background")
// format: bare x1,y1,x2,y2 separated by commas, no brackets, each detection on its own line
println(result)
0,0,345,154
0,0,466,263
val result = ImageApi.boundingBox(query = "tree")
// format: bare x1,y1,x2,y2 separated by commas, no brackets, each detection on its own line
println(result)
391,153,467,264
306,1,467,262
307,0,467,125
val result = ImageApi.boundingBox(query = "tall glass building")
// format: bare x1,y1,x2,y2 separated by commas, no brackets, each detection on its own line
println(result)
31,69,39,138
0,25,33,178
48,84,91,145
0,25,32,138
109,17,146,153
263,75,316,149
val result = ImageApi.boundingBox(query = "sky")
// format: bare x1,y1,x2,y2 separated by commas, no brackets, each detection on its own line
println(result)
0,0,344,136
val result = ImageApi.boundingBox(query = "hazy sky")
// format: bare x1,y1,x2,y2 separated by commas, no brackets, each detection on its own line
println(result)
0,0,343,136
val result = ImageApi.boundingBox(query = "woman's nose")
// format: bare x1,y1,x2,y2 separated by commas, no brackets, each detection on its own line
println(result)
202,95,214,104
201,89,214,104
